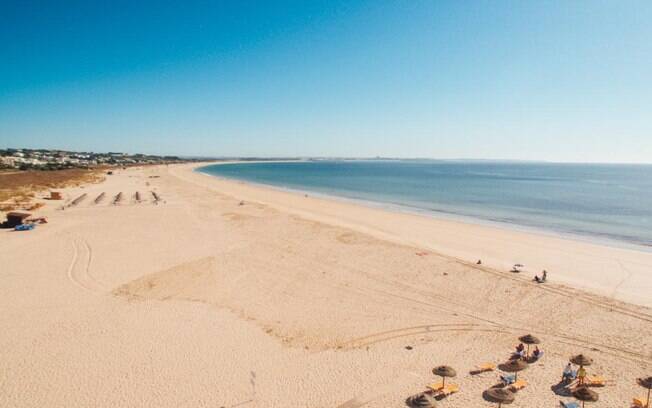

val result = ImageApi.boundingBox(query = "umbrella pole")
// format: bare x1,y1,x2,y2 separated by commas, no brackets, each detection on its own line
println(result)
647,387,650,408
442,376,446,388
526,344,529,360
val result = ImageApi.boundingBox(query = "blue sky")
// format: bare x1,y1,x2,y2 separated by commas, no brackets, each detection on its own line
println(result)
1,1,651,162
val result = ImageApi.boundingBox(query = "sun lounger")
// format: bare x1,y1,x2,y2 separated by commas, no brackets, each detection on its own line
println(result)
437,384,459,397
585,375,606,387
427,383,459,396
633,397,649,407
560,402,580,408
470,363,496,374
478,363,496,371
510,379,528,391
426,381,444,391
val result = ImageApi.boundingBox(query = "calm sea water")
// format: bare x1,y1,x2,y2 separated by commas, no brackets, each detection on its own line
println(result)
198,160,652,249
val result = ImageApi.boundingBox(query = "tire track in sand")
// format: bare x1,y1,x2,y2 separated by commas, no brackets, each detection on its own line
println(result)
66,236,106,293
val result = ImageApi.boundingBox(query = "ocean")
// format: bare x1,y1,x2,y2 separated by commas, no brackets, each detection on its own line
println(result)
198,160,652,249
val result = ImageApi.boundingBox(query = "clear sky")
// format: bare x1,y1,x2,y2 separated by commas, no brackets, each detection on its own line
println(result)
1,1,651,162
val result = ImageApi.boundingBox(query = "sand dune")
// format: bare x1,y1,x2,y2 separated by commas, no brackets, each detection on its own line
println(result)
0,163,650,407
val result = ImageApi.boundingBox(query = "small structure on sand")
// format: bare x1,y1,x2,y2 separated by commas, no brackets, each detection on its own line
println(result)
511,263,524,273
4,212,32,228
50,191,62,200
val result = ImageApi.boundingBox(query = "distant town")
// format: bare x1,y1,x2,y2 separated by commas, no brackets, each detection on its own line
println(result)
0,148,194,171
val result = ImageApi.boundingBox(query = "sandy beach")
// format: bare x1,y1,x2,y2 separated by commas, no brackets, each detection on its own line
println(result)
1,162,650,407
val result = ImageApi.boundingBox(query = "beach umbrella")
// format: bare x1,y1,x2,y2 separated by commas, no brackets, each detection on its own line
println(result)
570,354,593,368
406,392,437,408
483,387,515,407
518,334,540,359
572,386,598,408
432,365,456,387
637,377,652,408
499,359,528,380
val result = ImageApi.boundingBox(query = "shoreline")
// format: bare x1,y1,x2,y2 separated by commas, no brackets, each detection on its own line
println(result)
195,162,652,254
184,162,652,307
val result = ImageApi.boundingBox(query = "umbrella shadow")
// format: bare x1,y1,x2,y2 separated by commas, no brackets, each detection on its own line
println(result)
405,393,437,407
551,381,573,397
418,390,456,402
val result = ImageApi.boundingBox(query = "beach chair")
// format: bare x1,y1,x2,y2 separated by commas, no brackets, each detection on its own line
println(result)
509,379,528,391
633,397,649,407
478,363,496,371
426,381,444,392
471,362,496,374
585,375,606,387
560,402,580,408
437,384,459,397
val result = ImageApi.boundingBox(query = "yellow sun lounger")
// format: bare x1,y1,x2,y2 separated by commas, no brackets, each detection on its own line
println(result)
427,381,444,391
470,363,496,375
509,379,528,391
438,384,459,396
427,383,459,396
586,376,606,387
477,363,496,371
633,397,649,407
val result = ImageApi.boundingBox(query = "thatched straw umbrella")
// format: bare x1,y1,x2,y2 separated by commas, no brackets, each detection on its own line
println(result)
432,365,456,388
572,386,598,408
499,359,528,381
518,334,540,359
570,354,593,369
637,377,652,408
483,387,515,407
406,392,437,408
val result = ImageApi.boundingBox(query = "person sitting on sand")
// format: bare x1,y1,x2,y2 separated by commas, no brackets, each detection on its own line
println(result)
534,270,548,283
532,346,543,359
514,343,526,358
562,363,575,382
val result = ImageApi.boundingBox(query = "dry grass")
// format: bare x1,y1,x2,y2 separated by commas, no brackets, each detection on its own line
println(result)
0,168,105,213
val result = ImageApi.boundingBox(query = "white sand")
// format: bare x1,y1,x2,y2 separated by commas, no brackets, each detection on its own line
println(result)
1,163,650,408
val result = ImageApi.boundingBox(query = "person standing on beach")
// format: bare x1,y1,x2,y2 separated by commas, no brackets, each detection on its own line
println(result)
578,366,587,385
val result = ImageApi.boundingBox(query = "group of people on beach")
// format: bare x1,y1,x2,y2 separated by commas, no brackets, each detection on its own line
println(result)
475,259,549,284
514,343,543,360
562,362,587,384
